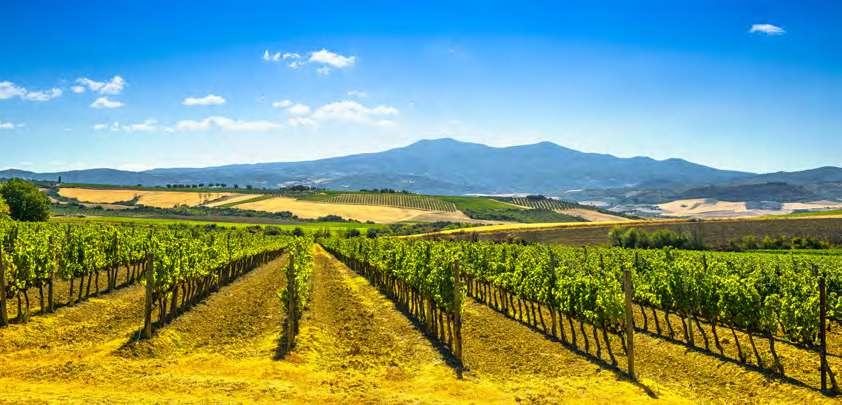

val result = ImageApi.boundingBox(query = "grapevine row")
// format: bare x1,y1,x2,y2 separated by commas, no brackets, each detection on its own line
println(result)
280,237,314,350
1,220,151,324
321,238,464,366
140,228,294,337
327,193,458,212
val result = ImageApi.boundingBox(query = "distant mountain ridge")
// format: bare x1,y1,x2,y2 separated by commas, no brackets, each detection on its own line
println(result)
2,138,841,202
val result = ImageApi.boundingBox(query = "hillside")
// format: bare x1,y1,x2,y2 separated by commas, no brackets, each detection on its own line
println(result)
50,186,603,224
4,139,841,204
1,138,751,195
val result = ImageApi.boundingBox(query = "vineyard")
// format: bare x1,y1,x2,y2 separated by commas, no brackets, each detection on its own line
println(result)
323,237,842,393
2,216,841,401
499,196,581,211
325,192,458,212
0,219,313,338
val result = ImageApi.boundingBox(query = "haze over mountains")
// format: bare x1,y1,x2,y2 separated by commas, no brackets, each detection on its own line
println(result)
3,138,841,203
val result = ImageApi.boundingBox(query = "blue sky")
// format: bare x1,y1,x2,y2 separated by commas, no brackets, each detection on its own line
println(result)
1,0,840,173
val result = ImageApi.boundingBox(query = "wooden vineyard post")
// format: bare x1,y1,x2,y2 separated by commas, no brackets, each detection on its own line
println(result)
285,253,296,351
143,253,153,339
623,267,636,381
0,247,7,327
48,258,55,313
820,275,828,393
452,262,464,371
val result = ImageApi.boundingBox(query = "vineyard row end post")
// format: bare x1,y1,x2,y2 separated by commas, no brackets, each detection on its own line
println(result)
0,247,7,326
143,253,153,339
286,253,296,351
623,267,636,381
820,275,828,393
452,261,463,371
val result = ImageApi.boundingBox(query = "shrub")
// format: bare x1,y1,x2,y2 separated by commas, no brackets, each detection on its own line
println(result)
608,226,704,250
0,179,51,222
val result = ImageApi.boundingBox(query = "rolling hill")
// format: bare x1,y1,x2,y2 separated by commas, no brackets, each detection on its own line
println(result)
1,138,749,193
2,138,840,202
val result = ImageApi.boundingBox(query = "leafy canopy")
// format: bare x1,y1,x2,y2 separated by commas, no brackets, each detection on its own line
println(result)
0,179,50,222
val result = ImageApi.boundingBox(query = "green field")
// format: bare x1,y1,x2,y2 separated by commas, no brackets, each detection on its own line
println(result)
324,193,458,212
496,196,579,210
780,209,842,217
438,196,584,223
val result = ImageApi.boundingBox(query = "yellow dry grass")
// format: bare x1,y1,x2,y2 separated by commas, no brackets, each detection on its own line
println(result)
237,196,474,223
558,207,631,222
59,187,239,208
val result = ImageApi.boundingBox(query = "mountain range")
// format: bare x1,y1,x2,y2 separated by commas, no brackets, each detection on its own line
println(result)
3,138,841,203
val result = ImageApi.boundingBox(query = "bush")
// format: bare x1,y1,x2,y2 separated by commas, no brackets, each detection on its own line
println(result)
725,234,830,251
0,179,51,221
608,226,704,250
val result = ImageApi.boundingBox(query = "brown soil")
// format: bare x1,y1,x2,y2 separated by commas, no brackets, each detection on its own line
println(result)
120,256,289,358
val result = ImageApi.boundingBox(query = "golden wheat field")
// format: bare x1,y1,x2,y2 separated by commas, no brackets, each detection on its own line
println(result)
58,188,239,208
236,196,474,223
57,188,478,223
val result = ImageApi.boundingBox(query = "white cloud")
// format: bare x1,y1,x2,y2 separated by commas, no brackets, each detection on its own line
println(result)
71,85,86,94
265,50,303,63
286,103,311,115
309,49,356,68
749,24,785,35
272,99,293,108
93,119,159,133
182,94,226,106
90,97,124,109
76,76,126,94
0,82,27,99
269,49,356,74
22,88,63,101
310,100,398,126
0,121,23,129
347,90,368,98
175,116,282,132
273,100,311,115
263,50,282,62
287,116,316,127
125,119,159,132
0,81,62,101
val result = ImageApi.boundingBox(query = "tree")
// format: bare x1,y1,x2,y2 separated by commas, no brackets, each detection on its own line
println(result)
0,179,50,221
